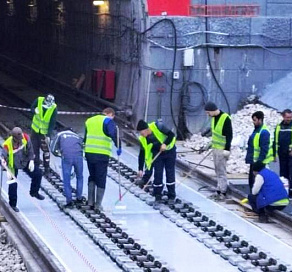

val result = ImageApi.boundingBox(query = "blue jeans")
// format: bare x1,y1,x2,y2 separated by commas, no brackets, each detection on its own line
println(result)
62,157,83,204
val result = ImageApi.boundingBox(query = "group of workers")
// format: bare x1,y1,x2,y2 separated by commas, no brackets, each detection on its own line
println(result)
0,95,291,223
205,101,290,223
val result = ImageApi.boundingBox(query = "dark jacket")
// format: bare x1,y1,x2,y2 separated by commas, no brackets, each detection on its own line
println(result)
51,130,83,158
2,133,34,169
245,125,270,164
84,116,121,162
138,120,176,171
273,121,292,157
256,168,288,209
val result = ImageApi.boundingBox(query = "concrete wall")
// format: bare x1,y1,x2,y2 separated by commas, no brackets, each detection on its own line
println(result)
145,14,292,134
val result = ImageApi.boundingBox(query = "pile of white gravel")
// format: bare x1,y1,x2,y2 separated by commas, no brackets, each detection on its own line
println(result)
0,228,27,272
183,104,282,174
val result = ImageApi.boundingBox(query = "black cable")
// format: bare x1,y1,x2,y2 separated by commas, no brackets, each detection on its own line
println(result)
141,18,184,139
204,0,230,114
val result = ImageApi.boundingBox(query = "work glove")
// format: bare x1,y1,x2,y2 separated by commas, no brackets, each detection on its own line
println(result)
45,136,50,146
223,150,231,159
34,107,39,114
160,143,167,152
137,170,143,178
117,148,122,156
28,160,35,172
6,170,13,180
1,158,7,167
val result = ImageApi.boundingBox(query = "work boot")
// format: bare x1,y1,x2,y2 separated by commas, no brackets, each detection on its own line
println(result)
31,193,45,200
88,179,95,207
44,168,52,178
153,195,162,210
64,202,74,209
75,198,85,206
258,214,269,223
94,188,105,211
10,206,19,212
208,192,220,201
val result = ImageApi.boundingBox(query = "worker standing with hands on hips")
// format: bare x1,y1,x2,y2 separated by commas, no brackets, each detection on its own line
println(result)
205,102,233,201
245,111,273,192
84,107,121,210
51,127,84,209
31,94,57,177
1,127,44,212
273,109,292,198
136,119,176,207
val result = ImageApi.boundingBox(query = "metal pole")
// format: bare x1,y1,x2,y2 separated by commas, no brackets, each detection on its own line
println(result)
0,166,3,205
116,126,122,201
114,151,162,205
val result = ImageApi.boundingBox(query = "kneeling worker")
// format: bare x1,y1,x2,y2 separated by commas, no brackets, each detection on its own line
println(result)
248,161,289,223
1,127,45,212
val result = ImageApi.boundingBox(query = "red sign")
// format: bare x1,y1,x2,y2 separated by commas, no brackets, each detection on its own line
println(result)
147,0,190,16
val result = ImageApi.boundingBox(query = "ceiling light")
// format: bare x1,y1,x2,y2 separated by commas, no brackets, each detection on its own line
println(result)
93,0,105,6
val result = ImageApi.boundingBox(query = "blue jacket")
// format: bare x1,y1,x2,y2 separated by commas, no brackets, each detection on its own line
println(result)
256,168,288,209
245,125,270,164
51,130,83,158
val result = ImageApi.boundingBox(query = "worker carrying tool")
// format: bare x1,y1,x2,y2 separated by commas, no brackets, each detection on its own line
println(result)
204,102,233,201
273,109,292,198
31,94,57,177
245,111,273,191
84,107,121,210
136,119,176,206
247,161,289,223
51,127,84,209
1,127,45,212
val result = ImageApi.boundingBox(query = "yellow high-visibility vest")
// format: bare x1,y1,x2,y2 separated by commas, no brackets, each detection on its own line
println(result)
139,122,176,169
31,97,56,135
85,115,112,156
253,125,274,163
211,113,230,150
3,135,27,174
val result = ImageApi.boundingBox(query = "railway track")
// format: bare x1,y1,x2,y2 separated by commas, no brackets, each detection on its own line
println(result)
0,69,292,271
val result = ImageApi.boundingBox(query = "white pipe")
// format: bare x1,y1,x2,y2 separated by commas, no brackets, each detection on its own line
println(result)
144,70,152,122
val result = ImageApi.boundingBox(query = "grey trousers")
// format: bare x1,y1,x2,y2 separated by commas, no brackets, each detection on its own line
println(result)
213,149,228,193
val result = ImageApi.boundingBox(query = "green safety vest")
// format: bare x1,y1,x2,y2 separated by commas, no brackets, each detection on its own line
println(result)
3,135,27,174
274,123,292,158
211,113,230,150
139,122,176,170
253,125,274,164
271,198,289,206
84,115,112,156
31,97,57,135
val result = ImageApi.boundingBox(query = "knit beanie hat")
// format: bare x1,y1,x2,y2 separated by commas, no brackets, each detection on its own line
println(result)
137,120,149,131
204,102,218,111
252,161,265,172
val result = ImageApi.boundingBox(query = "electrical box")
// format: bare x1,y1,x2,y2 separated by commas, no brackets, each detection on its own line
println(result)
92,69,115,100
173,71,180,79
183,49,194,67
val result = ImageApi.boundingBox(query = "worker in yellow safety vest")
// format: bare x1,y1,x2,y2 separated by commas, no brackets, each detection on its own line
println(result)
245,111,273,192
1,127,45,212
204,102,233,201
273,109,292,198
31,94,57,177
137,119,176,207
84,107,121,210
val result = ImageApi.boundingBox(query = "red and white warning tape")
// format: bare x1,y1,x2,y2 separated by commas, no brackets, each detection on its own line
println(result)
0,104,101,115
